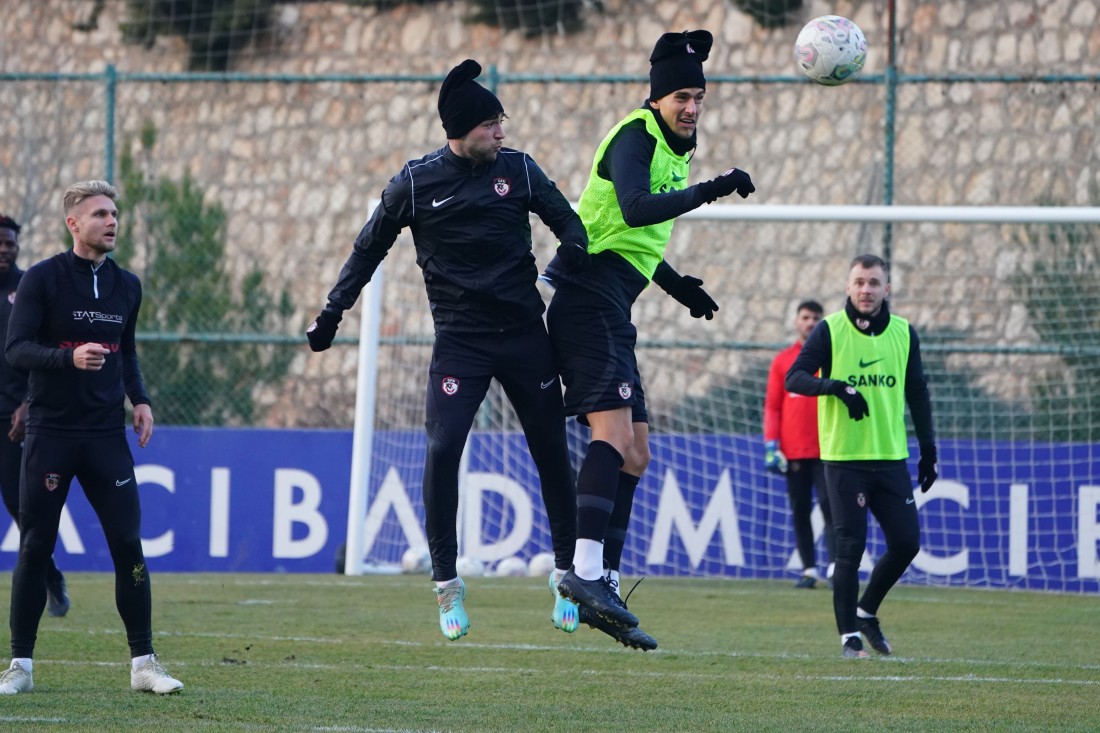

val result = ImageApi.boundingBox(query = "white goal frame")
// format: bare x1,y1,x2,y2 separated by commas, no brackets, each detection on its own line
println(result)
343,203,1100,576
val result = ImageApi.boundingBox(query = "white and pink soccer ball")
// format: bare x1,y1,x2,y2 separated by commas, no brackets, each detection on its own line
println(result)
794,15,868,86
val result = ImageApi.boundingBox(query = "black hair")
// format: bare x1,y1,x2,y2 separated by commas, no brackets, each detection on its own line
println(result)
0,215,20,234
796,299,823,315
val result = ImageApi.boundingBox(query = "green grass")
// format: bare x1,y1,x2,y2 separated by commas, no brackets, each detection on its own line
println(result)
1,573,1097,732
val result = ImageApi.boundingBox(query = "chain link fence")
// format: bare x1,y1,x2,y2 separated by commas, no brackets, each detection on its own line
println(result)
2,32,1098,429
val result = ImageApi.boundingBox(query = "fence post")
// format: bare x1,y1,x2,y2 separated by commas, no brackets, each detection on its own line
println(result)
105,63,117,183
486,63,499,94
882,0,897,265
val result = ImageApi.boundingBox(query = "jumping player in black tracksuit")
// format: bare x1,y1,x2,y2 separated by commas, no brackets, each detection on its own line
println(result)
0,214,69,619
0,181,182,696
307,60,589,641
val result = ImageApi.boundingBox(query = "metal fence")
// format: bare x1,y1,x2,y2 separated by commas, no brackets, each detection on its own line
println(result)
1,64,1098,427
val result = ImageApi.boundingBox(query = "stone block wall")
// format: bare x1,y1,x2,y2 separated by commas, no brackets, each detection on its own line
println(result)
2,0,1097,426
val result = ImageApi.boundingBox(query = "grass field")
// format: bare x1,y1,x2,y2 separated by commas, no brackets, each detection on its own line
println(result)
0,572,1097,732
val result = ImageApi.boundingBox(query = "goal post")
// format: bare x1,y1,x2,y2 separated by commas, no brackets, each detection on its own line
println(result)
343,203,1100,593
343,268,384,577
681,204,1100,224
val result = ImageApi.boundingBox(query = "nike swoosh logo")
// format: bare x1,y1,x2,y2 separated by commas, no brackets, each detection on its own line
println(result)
116,478,132,486
432,196,455,207
671,174,685,182
906,497,915,504
859,357,885,368
540,380,556,389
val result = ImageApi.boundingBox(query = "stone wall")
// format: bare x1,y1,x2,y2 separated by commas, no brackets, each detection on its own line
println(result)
2,0,1098,426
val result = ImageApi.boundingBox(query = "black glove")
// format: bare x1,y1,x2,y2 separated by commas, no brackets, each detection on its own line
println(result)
828,381,869,421
697,168,755,203
917,443,938,493
666,276,719,319
652,261,719,320
555,241,589,274
306,309,341,352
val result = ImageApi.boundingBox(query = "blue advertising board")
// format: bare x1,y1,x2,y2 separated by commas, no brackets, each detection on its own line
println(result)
0,428,1096,593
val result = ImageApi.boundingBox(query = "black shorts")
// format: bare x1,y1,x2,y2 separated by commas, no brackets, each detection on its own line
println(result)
426,321,565,427
546,282,648,424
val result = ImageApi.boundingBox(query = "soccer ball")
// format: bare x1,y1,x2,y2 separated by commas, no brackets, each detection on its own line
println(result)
455,555,486,577
400,545,432,574
527,551,557,577
494,556,529,577
794,15,867,86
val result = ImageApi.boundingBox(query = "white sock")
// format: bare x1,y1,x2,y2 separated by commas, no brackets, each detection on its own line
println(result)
856,607,874,619
434,577,459,589
573,539,605,579
11,657,32,673
131,653,152,672
840,632,860,645
803,567,820,579
552,567,567,584
608,569,621,597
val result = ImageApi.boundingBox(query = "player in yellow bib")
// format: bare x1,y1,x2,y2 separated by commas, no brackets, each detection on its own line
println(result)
542,30,755,649
785,254,938,659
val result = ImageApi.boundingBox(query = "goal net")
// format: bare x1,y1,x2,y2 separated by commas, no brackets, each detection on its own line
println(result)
344,204,1100,593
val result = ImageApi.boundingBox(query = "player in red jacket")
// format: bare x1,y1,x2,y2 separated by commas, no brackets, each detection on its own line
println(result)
764,300,836,588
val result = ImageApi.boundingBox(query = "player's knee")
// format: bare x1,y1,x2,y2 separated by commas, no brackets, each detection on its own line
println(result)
425,420,464,467
623,441,650,475
833,529,865,564
890,534,921,564
18,526,57,560
106,534,147,567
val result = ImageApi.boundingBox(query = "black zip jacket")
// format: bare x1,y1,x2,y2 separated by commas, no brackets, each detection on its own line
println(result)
6,250,149,437
0,267,28,416
325,145,587,333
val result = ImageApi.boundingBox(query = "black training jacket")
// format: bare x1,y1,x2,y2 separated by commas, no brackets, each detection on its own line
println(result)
0,267,28,416
325,145,587,333
6,250,149,437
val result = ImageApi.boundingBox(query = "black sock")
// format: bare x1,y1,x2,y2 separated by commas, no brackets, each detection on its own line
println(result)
575,440,624,541
603,471,640,571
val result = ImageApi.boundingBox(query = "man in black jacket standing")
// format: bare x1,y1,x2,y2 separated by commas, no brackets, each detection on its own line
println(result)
0,181,182,695
0,215,69,618
307,59,588,641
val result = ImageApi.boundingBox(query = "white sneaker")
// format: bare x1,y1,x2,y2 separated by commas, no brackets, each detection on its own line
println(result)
0,661,33,694
130,654,184,694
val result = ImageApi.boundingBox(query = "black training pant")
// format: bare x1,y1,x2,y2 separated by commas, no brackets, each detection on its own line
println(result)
10,432,153,658
1,421,64,589
824,461,920,636
423,322,576,581
0,418,22,521
787,458,835,571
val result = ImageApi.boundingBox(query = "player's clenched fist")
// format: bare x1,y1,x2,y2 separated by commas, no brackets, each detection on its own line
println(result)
306,310,341,352
73,342,110,371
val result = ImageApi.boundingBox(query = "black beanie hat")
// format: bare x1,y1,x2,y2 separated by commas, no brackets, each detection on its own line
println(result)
438,59,505,139
649,30,713,101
